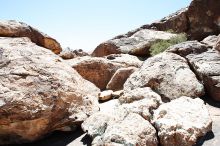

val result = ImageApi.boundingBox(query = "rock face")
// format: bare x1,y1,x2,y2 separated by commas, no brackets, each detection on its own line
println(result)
187,49,220,101
124,52,204,101
166,41,209,57
186,0,220,40
214,35,220,51
153,97,212,146
0,20,62,54
150,0,220,40
59,48,89,60
65,54,142,90
0,37,100,144
106,67,137,91
82,88,162,146
92,29,176,57
202,35,219,47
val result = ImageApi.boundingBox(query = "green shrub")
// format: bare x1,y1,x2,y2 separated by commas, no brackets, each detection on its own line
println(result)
149,33,187,56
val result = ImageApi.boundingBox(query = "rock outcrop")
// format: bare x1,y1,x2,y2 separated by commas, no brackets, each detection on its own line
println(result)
66,54,142,90
0,20,62,54
187,49,220,101
92,29,176,57
153,97,212,146
124,52,204,101
0,37,100,144
150,0,220,40
59,48,89,60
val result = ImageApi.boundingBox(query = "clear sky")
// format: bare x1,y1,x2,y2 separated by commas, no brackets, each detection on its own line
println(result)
1,0,191,52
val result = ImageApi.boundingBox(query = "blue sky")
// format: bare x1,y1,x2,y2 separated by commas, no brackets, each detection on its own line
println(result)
1,0,191,52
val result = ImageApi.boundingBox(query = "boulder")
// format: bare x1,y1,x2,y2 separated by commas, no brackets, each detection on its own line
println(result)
65,54,142,90
0,20,62,54
166,41,209,57
106,67,137,91
124,52,204,101
65,56,124,90
119,87,162,121
104,54,143,67
98,90,113,101
214,35,220,51
153,97,212,146
0,37,100,144
187,49,220,101
201,35,219,47
92,29,176,57
82,109,158,146
59,48,89,60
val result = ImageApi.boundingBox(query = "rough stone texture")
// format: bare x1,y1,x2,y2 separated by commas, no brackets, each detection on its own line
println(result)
82,109,158,146
65,54,142,90
0,20,62,54
104,54,143,68
187,49,220,101
166,41,209,57
201,35,219,47
98,90,113,101
106,67,137,91
214,35,220,52
59,48,89,60
0,37,100,144
92,29,176,57
186,0,220,40
124,52,204,101
150,8,189,33
119,87,162,121
153,97,212,146
65,56,124,90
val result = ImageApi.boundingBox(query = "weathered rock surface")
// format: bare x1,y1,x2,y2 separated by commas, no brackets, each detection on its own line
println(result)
187,49,220,101
214,35,220,51
201,35,219,47
82,109,158,146
0,20,62,54
106,67,137,91
59,48,89,60
82,88,162,146
124,52,204,101
0,37,100,144
153,97,212,146
92,29,176,57
119,87,162,121
65,54,142,90
166,41,209,57
104,54,143,67
98,90,113,101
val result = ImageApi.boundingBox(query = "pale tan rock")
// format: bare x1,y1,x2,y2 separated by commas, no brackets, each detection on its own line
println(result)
153,97,212,146
112,90,124,98
187,49,220,101
214,35,220,52
98,90,113,101
92,29,177,57
0,20,62,54
59,48,89,60
124,52,204,101
106,67,137,91
201,35,219,47
0,37,100,144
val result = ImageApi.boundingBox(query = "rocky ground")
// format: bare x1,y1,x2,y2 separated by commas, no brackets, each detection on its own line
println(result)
1,0,220,146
